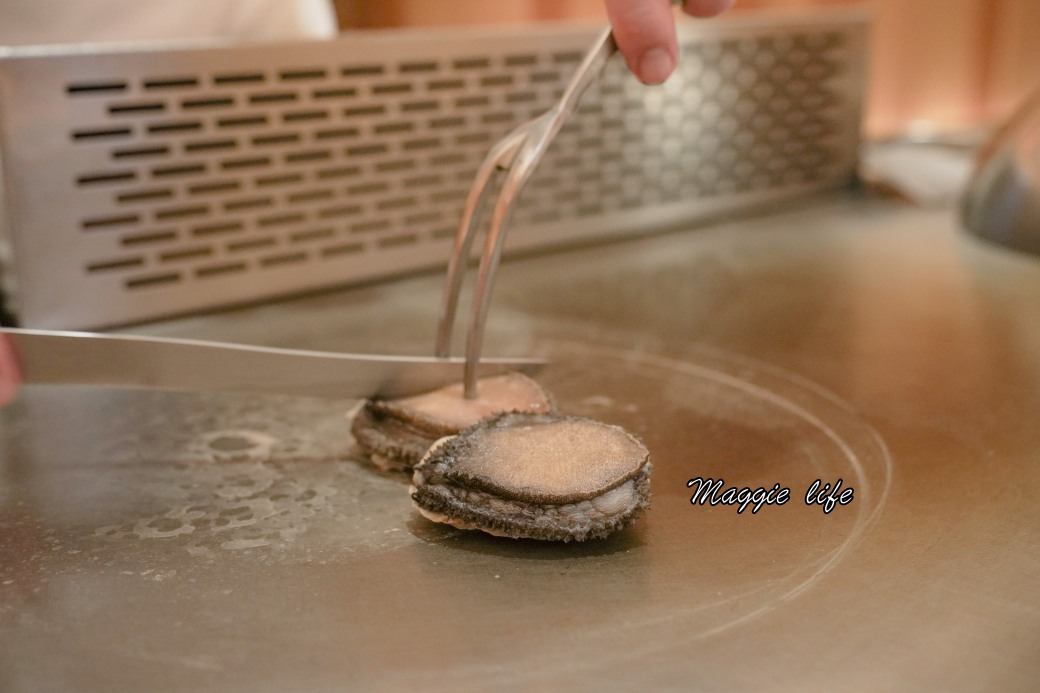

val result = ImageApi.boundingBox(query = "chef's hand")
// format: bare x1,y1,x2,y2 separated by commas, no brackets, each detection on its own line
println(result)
0,334,21,406
603,0,734,85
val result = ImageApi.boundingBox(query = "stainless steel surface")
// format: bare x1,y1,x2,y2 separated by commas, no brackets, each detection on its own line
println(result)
0,328,543,399
0,9,866,329
3,193,1039,691
963,88,1040,253
436,25,617,398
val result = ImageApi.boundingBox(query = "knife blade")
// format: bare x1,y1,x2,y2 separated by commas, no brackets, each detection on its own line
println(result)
0,328,545,400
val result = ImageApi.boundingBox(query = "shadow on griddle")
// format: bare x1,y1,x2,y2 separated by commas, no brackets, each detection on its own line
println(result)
406,513,644,559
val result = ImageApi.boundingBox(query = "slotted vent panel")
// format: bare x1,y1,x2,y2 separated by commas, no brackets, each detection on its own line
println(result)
0,14,866,328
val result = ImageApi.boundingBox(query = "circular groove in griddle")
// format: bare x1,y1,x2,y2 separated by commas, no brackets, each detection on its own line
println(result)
22,340,891,687
409,339,892,659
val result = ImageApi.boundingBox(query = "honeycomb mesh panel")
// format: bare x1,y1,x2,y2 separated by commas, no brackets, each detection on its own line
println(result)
0,14,866,329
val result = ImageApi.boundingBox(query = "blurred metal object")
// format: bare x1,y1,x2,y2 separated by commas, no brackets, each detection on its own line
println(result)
435,25,616,399
962,88,1040,254
0,327,543,400
0,10,867,330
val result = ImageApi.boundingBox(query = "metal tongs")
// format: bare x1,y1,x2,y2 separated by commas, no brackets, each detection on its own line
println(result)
435,25,619,398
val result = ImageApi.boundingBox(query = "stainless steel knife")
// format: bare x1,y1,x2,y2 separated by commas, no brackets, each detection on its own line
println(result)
0,328,544,400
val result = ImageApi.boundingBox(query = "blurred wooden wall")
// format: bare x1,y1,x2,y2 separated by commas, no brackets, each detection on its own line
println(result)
334,0,1040,137
334,0,606,27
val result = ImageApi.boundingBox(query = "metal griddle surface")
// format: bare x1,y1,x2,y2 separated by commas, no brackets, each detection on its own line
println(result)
1,195,1038,691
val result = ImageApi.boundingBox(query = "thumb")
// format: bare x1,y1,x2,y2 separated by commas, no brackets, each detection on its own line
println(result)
603,0,679,85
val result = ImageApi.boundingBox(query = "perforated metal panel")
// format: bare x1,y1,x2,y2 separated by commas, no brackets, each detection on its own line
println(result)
0,11,866,329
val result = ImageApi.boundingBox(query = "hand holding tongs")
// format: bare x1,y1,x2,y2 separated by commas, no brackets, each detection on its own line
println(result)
434,25,619,399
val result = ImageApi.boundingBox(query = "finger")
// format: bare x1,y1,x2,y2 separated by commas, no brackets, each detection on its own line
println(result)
0,334,22,406
683,0,735,18
602,0,678,85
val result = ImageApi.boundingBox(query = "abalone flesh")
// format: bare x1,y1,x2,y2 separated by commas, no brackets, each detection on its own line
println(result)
350,372,554,472
411,412,651,541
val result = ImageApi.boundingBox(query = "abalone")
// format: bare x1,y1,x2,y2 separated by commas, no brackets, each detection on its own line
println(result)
410,412,651,541
350,372,554,472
